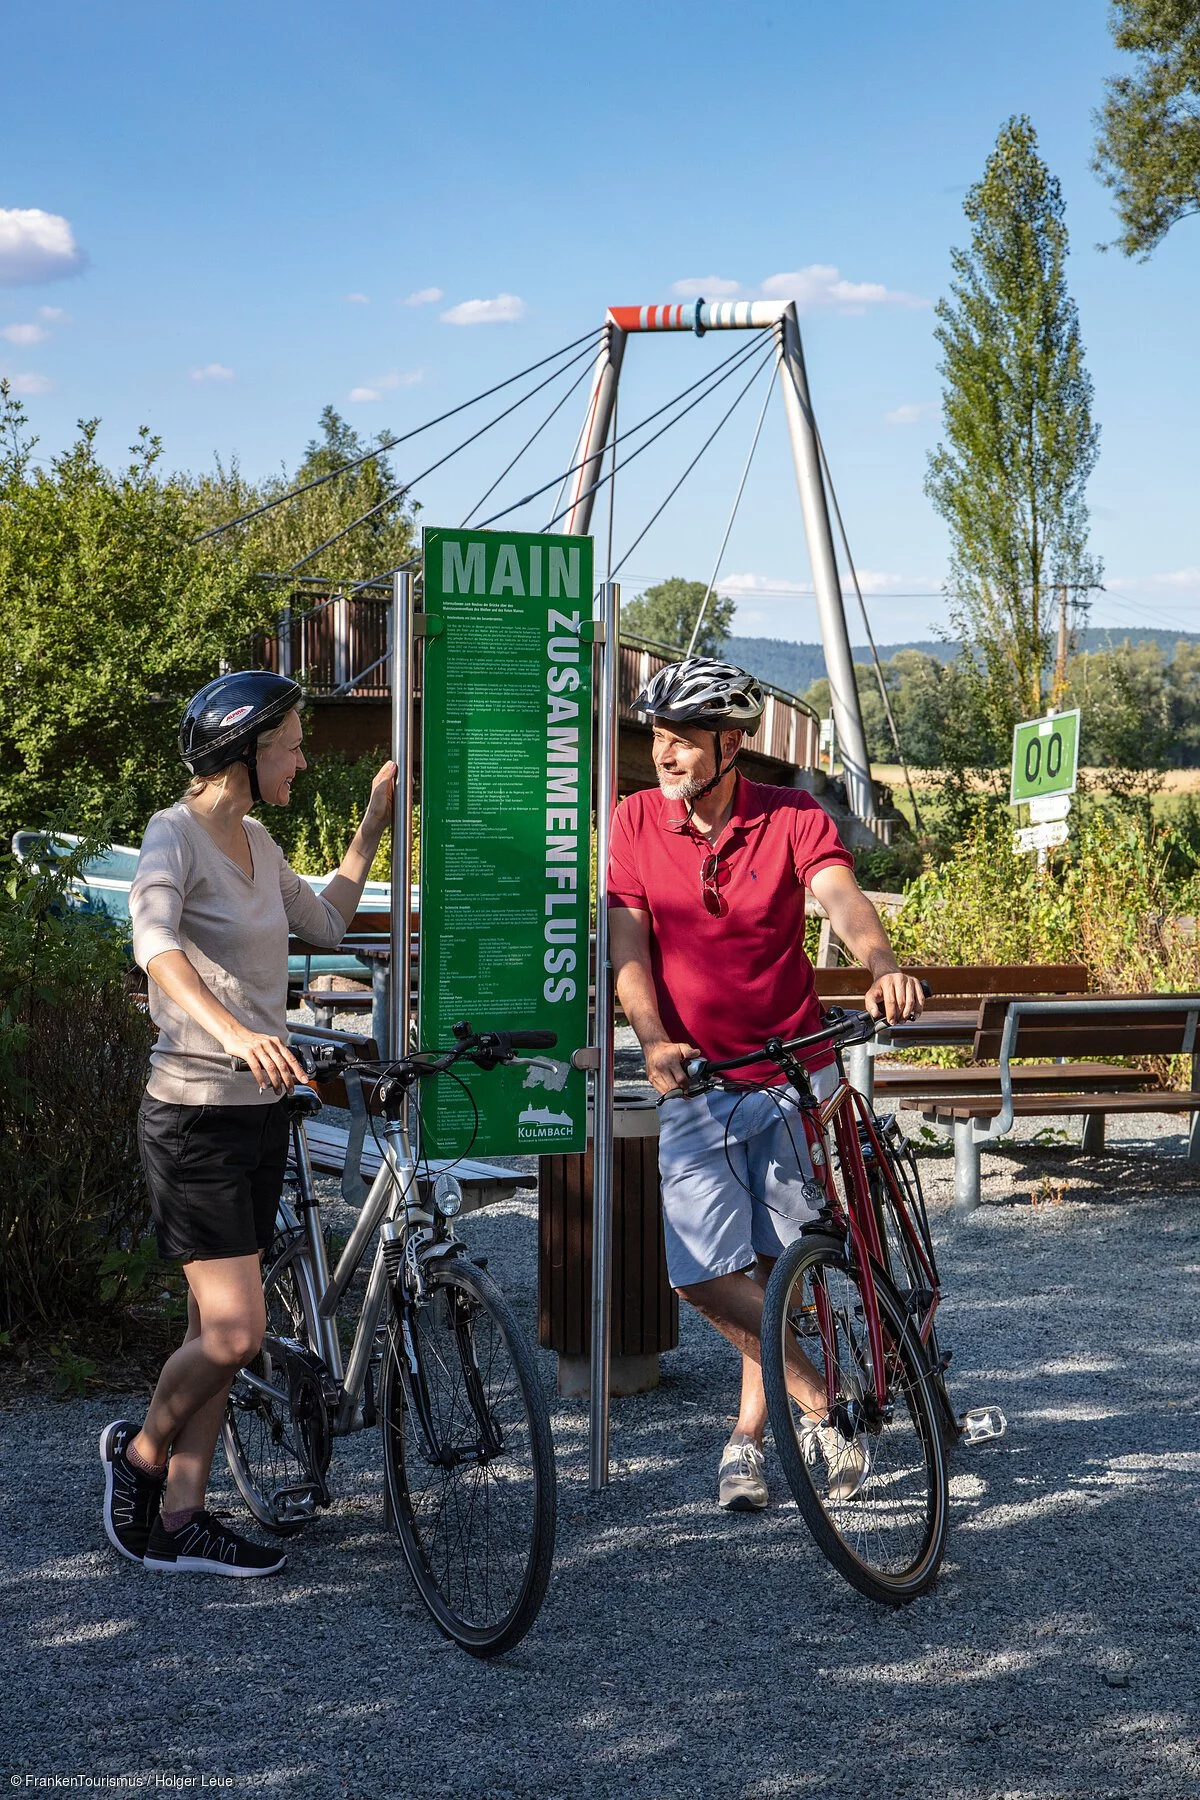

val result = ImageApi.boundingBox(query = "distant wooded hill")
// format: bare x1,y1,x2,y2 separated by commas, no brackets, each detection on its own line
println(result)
725,629,1200,698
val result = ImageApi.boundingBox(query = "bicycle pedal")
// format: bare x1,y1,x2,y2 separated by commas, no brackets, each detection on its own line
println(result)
269,1481,326,1523
958,1405,1007,1446
471,1254,488,1270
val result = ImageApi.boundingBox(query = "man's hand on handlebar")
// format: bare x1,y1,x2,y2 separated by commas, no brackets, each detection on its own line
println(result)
644,1038,702,1097
223,1026,307,1094
862,970,927,1026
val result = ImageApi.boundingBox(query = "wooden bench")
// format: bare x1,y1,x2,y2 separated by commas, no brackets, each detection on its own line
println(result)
913,996,1200,1212
813,964,1092,1097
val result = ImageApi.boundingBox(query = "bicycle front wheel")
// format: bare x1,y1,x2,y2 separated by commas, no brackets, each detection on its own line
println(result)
379,1256,556,1657
761,1234,948,1605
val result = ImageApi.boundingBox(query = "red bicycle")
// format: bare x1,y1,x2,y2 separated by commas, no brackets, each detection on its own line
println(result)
684,1004,1004,1605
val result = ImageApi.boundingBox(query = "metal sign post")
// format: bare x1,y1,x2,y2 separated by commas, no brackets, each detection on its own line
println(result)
389,570,415,1060
589,580,619,1492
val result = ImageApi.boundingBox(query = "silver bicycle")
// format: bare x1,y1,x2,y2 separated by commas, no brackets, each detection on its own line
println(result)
220,1023,557,1657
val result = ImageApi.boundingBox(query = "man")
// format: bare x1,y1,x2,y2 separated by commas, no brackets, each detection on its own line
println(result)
608,658,924,1511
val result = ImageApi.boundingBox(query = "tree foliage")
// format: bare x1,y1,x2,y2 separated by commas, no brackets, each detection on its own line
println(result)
186,403,419,589
1094,0,1200,257
0,384,272,845
926,116,1101,750
621,577,736,656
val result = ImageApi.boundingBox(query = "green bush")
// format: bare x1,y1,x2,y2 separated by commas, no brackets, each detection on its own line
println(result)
271,749,416,884
889,804,1200,994
0,846,156,1338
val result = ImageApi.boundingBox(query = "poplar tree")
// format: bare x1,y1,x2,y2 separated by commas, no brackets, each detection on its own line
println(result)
926,117,1101,745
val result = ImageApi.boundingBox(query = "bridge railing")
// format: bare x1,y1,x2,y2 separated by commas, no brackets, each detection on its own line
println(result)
252,593,820,769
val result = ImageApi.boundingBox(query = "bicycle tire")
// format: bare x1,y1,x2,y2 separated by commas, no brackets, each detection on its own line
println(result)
379,1255,556,1657
761,1233,948,1605
222,1234,327,1535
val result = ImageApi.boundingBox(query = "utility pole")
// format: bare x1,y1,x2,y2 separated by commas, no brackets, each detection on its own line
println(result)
1051,583,1069,709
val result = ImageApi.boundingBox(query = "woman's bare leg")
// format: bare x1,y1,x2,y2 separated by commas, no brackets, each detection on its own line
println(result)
131,1254,265,1512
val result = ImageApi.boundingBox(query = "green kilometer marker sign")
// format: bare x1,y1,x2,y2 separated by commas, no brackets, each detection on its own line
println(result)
419,526,594,1159
1010,708,1081,805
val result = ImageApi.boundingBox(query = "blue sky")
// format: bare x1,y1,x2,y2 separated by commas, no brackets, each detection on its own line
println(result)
3,0,1197,643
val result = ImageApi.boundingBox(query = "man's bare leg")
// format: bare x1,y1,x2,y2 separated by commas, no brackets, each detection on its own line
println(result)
677,1264,827,1427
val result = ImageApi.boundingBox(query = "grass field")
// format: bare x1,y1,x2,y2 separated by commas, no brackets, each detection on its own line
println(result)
870,763,1200,794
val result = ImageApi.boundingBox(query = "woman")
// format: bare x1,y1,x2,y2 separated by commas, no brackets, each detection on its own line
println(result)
101,669,395,1578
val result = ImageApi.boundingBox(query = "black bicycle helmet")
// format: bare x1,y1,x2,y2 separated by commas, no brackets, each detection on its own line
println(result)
633,657,765,732
179,670,302,803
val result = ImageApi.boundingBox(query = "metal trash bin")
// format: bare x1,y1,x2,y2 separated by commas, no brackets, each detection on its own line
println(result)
538,1093,678,1396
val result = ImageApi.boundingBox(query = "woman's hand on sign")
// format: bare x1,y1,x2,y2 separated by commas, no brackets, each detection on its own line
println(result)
363,761,398,833
645,1038,702,1097
223,1025,306,1094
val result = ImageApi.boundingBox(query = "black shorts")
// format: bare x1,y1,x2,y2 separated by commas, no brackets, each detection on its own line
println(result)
137,1095,291,1263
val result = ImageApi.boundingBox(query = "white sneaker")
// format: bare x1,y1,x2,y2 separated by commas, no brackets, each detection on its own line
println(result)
802,1420,870,1502
717,1436,769,1511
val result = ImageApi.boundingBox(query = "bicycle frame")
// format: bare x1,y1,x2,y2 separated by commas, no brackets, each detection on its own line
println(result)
798,1063,943,1411
285,1098,434,1437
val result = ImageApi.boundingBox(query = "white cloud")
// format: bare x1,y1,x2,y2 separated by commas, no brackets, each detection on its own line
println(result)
348,368,423,403
404,286,444,306
0,208,87,286
884,401,936,426
720,568,921,598
3,371,53,395
189,362,234,382
38,305,70,322
760,265,928,315
345,291,370,304
1107,568,1200,591
1,322,49,345
670,275,742,298
440,293,526,326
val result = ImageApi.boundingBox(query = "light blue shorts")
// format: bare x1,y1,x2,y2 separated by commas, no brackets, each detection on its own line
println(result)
656,1068,837,1289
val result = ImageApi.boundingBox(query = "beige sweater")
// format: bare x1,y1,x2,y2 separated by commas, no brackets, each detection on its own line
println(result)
131,803,347,1106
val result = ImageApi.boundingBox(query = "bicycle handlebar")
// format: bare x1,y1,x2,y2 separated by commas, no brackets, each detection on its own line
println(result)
682,981,934,1091
228,1021,558,1080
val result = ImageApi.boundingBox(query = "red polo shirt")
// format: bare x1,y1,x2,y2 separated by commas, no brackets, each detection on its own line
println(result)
607,775,854,1075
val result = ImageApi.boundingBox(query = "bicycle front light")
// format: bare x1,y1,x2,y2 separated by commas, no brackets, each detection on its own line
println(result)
433,1173,464,1218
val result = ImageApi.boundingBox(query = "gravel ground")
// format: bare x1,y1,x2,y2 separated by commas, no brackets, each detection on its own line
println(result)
3,1110,1199,1800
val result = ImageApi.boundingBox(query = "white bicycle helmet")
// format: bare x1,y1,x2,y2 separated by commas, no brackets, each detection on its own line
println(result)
633,657,765,732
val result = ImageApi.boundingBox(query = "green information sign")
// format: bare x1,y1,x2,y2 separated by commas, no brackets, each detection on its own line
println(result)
1010,708,1080,804
418,526,594,1159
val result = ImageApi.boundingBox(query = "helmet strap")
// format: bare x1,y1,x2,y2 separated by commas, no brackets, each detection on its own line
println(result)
242,741,263,806
684,730,735,826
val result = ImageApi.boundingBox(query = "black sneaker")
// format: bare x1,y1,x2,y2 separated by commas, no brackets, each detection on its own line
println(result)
99,1419,165,1563
142,1508,288,1578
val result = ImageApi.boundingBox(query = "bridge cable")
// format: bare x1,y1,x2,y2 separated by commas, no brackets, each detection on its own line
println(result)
815,427,926,835
605,341,778,589
193,327,605,544
684,356,777,660
347,332,767,594
275,336,604,579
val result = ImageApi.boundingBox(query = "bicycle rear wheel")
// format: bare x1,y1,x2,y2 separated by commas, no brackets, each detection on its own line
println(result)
761,1233,948,1605
379,1255,556,1657
222,1235,329,1534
